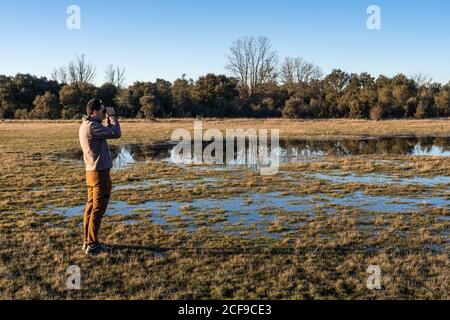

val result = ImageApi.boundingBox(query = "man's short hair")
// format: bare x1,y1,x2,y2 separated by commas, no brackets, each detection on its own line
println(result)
86,99,103,115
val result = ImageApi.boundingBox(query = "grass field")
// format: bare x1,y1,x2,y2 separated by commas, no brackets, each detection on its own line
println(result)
0,118,449,299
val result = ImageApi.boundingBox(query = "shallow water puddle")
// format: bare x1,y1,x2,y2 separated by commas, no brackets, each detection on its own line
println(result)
322,192,449,212
38,192,315,236
113,177,224,191
58,136,450,170
305,172,450,186
38,191,449,237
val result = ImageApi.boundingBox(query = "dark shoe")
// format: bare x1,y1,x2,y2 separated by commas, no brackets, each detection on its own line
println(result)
85,243,109,256
98,242,110,251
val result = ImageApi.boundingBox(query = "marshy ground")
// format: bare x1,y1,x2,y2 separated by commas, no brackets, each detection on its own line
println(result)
0,119,449,299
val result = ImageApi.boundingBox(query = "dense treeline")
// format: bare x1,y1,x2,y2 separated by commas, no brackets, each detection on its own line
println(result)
1,38,449,120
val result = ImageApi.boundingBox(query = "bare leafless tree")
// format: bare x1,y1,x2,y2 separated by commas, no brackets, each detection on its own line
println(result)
51,66,68,84
412,73,433,87
66,54,96,84
52,55,96,84
105,64,115,84
226,36,278,95
105,64,126,88
280,57,323,86
279,57,295,86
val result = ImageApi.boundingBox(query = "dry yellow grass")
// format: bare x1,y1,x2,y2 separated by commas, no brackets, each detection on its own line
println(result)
0,119,448,299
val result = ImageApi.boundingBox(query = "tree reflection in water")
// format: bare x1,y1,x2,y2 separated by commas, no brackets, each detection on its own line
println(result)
61,136,450,169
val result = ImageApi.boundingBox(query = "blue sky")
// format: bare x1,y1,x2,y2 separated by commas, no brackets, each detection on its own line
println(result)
0,0,449,85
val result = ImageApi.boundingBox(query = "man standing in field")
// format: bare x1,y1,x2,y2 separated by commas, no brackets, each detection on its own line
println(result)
79,99,121,256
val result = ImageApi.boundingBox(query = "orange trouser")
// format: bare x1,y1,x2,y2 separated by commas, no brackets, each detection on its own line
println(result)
83,169,112,246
